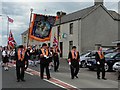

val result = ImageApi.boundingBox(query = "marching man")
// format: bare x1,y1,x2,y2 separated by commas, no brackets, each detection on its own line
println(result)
95,47,107,80
15,45,27,82
68,46,80,79
53,44,60,72
39,43,51,80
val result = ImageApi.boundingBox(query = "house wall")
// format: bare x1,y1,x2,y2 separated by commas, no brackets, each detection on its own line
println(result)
51,20,80,58
118,21,120,40
81,6,118,52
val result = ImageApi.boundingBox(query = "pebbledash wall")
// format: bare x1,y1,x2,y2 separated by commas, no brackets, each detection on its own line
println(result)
81,5,118,52
50,5,120,58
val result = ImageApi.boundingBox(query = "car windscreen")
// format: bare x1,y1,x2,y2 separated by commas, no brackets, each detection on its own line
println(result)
105,53,117,59
80,52,90,56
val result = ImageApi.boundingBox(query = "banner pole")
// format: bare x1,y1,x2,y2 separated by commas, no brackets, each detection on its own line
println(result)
27,8,33,47
7,16,9,44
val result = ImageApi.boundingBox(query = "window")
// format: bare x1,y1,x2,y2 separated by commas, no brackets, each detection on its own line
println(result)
69,41,73,51
69,23,73,34
115,54,120,59
24,37,26,43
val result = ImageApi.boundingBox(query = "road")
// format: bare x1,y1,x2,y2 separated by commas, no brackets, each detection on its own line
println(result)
1,58,120,90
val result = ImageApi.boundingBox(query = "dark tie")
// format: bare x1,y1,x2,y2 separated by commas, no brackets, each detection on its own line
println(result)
74,51,76,57
44,49,46,55
20,49,22,57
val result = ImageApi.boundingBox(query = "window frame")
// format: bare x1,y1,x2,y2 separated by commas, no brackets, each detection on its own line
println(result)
69,23,73,34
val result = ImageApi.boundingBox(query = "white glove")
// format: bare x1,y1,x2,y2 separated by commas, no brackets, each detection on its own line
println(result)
105,63,107,66
44,55,47,58
97,62,100,65
30,50,32,53
69,62,71,65
25,65,27,68
79,62,81,65
46,56,49,59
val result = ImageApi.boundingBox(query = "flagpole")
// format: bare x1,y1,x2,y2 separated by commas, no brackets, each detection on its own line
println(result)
27,8,33,47
7,16,9,42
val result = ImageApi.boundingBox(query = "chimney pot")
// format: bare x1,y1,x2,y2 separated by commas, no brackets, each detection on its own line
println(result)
94,0,104,5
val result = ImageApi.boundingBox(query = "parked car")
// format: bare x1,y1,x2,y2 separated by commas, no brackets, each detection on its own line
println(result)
80,51,96,68
80,49,113,68
113,61,120,71
87,52,120,71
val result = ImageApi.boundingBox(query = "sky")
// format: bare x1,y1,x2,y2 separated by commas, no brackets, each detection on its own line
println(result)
0,0,120,46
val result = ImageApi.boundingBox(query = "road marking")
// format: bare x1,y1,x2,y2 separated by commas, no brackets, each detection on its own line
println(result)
25,71,34,76
8,62,79,90
44,79,66,89
51,78,78,89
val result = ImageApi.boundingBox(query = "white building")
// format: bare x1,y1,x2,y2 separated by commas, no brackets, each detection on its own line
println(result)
50,0,120,58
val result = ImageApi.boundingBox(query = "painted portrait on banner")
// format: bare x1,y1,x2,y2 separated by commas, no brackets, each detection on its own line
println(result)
29,14,57,42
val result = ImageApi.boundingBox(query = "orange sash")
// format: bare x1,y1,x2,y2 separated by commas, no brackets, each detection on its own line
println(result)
71,50,78,60
18,49,25,61
53,48,58,53
98,51,104,59
41,49,48,56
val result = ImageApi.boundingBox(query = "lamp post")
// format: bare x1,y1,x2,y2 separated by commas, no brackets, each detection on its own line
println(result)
27,8,33,47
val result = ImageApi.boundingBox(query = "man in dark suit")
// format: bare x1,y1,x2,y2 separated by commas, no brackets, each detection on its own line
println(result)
53,45,60,72
39,43,51,80
68,46,80,79
95,47,107,80
15,45,27,82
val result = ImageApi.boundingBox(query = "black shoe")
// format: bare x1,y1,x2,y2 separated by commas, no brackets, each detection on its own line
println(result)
102,78,107,80
118,78,120,80
55,70,59,72
71,77,74,79
97,77,100,79
21,79,26,82
75,76,79,78
47,77,51,80
17,80,20,82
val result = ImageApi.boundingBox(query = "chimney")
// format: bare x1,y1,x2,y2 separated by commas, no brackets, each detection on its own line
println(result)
56,11,66,17
94,0,104,6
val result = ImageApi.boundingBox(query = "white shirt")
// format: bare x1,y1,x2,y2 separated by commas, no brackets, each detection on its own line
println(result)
2,51,6,57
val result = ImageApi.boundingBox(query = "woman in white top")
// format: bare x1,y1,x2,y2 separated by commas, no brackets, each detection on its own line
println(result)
2,47,9,71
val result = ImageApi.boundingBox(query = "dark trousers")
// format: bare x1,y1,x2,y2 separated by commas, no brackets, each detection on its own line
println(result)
97,64,105,78
54,56,59,72
16,66,25,80
40,63,50,79
70,63,79,78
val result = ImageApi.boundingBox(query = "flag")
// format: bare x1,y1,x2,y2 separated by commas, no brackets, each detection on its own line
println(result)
8,17,14,23
8,30,16,49
29,14,57,42
53,33,58,47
